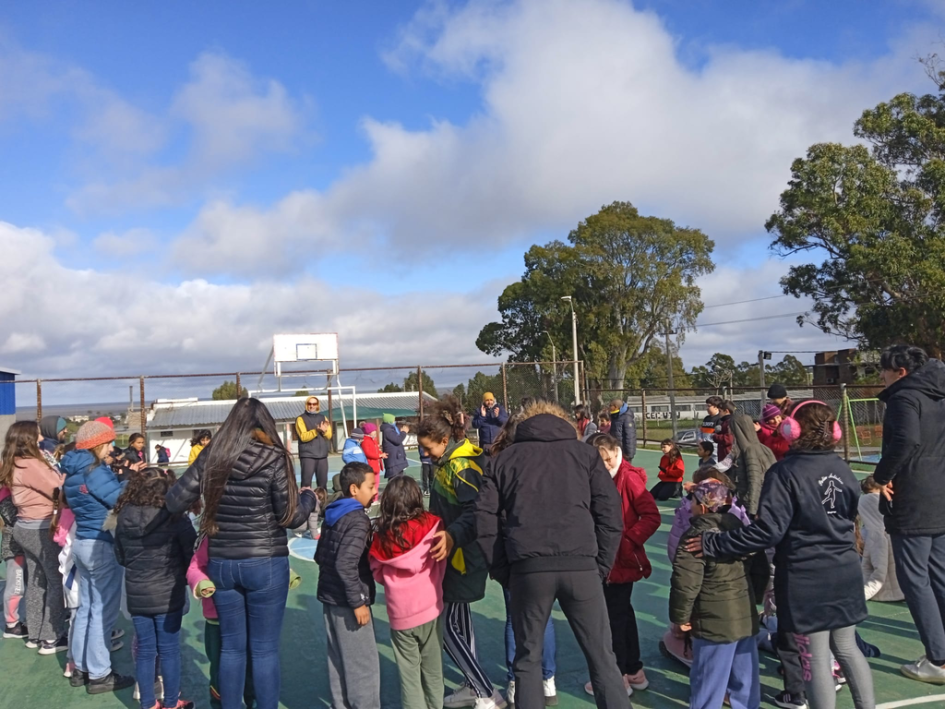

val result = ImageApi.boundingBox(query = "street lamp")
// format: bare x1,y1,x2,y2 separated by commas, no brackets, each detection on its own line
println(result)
561,296,581,405
542,330,559,403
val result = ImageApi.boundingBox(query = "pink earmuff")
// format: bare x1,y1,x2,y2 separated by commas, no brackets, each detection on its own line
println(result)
779,400,842,443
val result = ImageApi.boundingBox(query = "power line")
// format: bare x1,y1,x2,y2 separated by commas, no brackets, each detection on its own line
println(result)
695,312,808,328
702,294,788,308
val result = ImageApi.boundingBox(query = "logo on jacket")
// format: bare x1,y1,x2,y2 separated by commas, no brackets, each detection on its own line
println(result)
818,474,843,513
79,484,89,495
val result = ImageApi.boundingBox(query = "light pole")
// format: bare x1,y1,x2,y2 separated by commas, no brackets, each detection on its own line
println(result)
561,296,581,405
664,329,678,439
542,330,559,403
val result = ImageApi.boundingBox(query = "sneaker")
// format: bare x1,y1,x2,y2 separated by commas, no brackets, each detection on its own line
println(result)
24,638,39,649
584,679,633,698
111,628,125,641
444,683,479,708
38,636,68,655
543,677,557,706
474,690,507,709
63,661,74,678
625,669,649,691
164,702,195,709
70,669,89,688
87,671,136,695
3,623,28,639
773,691,809,709
506,681,515,706
902,656,945,684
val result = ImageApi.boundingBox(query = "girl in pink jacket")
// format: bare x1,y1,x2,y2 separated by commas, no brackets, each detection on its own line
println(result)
369,476,447,709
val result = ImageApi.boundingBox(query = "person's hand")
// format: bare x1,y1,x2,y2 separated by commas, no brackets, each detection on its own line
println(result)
300,486,313,494
753,421,761,432
682,481,696,493
380,452,389,459
881,482,894,502
493,407,500,417
683,534,704,557
131,461,146,472
480,406,487,417
675,622,692,633
354,606,371,626
430,530,455,561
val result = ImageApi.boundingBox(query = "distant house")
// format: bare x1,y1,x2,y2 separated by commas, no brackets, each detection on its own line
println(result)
813,349,859,386
0,366,20,445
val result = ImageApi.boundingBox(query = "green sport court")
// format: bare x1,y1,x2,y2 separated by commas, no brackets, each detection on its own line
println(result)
0,448,942,708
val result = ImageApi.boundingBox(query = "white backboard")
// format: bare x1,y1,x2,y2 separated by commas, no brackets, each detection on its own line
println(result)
273,333,339,364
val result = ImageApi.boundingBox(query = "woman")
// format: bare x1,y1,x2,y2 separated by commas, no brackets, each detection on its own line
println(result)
122,433,147,467
1,422,67,654
574,405,598,442
166,398,316,709
61,420,134,694
295,396,331,489
188,430,212,466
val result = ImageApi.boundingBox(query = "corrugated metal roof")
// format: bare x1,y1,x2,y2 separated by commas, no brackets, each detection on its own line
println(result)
149,392,436,430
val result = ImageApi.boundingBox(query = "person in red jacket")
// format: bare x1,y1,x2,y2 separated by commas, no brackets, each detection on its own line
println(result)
588,434,661,697
360,423,386,476
651,439,685,501
755,404,790,461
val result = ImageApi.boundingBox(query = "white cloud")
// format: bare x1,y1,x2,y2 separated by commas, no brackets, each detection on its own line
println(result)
93,228,157,257
0,333,46,355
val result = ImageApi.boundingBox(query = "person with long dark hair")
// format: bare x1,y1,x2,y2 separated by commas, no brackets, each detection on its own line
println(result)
188,430,212,466
166,398,316,709
122,433,147,467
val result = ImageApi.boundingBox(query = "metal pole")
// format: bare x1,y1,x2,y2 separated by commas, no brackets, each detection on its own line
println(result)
235,372,242,398
665,331,678,439
36,380,42,422
327,388,335,452
417,366,424,419
501,364,509,411
139,377,146,439
641,389,648,444
841,383,850,463
758,350,767,411
550,340,558,403
571,309,580,405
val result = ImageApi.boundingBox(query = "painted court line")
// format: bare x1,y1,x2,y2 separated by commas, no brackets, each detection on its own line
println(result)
877,695,945,708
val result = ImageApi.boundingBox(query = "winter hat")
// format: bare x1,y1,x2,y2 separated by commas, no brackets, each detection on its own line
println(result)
767,383,788,400
362,423,378,435
350,427,365,440
75,420,116,451
382,413,396,424
482,392,495,402
94,416,115,429
762,404,782,421
693,479,731,512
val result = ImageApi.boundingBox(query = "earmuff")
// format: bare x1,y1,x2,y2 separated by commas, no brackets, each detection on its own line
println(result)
779,400,842,443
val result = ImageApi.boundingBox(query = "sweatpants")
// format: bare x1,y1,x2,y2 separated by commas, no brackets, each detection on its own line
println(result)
795,627,874,709
13,524,66,643
891,533,945,664
205,619,255,709
324,604,380,709
443,602,494,699
390,617,444,709
603,582,642,676
689,636,759,709
3,554,25,628
509,569,625,709
301,457,329,490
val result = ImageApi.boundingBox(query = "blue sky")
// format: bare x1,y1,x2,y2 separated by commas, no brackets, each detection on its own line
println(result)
0,0,940,395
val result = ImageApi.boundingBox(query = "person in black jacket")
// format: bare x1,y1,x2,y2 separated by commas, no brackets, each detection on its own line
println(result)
476,401,626,709
873,345,945,683
608,398,636,463
165,398,316,709
380,415,410,479
687,401,874,709
315,462,379,709
115,468,197,709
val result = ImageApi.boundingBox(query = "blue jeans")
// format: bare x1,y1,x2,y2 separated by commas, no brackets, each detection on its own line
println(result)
208,556,289,709
71,539,123,680
503,586,555,682
132,611,183,709
689,636,760,709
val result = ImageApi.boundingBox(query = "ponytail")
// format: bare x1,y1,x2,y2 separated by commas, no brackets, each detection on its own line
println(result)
418,395,467,443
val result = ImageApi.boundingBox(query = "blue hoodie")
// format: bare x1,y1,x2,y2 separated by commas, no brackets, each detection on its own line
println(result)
324,497,364,527
61,449,127,542
342,437,368,466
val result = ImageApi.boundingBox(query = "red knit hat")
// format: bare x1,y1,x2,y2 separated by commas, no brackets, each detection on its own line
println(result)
75,420,116,450
94,416,115,429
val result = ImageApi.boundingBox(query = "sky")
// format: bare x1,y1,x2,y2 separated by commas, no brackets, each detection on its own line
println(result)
0,0,941,403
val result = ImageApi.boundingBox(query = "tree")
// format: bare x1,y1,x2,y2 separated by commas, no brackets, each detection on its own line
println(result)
768,354,810,386
463,372,503,412
403,371,438,398
690,353,737,390
626,339,693,391
767,69,945,357
294,390,311,397
378,383,404,393
212,381,248,400
477,202,715,393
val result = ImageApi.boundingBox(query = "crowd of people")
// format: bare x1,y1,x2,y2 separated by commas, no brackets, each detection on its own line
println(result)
1,344,944,709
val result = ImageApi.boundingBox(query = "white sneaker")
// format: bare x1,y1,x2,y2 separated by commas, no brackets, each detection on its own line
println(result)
543,677,558,706
506,681,515,706
902,656,945,684
444,684,479,708
474,690,508,709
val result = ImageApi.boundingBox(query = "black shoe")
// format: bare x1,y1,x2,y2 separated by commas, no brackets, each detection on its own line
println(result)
3,622,28,639
87,672,135,695
773,691,808,709
70,670,89,688
38,636,68,655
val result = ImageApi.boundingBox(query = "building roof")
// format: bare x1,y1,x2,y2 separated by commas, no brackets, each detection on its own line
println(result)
0,366,21,375
149,392,436,430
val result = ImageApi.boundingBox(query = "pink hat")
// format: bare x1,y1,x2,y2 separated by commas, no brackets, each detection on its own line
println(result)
75,420,116,451
362,423,377,435
762,404,781,421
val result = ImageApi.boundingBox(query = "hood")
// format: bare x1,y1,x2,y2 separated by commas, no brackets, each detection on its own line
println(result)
324,497,364,526
610,403,629,417
60,448,98,477
514,414,578,444
879,358,945,402
371,514,441,566
685,511,741,536
436,438,483,465
40,415,66,440
228,440,283,481
731,414,762,447
117,504,168,539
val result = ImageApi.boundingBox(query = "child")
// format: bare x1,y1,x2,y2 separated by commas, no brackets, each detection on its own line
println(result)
370,476,447,709
730,414,777,518
670,480,767,709
361,423,386,476
695,401,875,709
419,445,433,496
667,469,749,564
114,468,197,709
756,405,790,462
696,441,717,469
713,401,736,461
342,428,369,466
588,434,660,697
316,462,380,709
0,484,26,639
574,405,598,442
859,476,903,603
417,396,504,709
187,430,211,466
597,411,611,435
651,439,684,501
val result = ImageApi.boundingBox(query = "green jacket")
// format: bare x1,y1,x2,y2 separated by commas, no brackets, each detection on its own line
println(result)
669,512,768,644
429,438,488,604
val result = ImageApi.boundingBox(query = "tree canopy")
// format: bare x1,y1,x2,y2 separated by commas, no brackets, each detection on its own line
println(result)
380,372,438,398
690,353,809,390
212,380,248,400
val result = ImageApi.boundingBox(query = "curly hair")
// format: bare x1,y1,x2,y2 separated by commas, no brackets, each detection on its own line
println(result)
114,467,173,514
417,395,467,443
791,401,838,451
373,476,429,557
490,413,524,456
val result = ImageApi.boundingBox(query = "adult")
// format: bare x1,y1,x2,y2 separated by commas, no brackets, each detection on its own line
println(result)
122,433,147,467
39,415,67,454
380,414,409,479
295,396,332,489
574,405,598,442
61,420,134,694
768,383,794,418
1,421,67,653
608,399,637,463
872,344,945,683
472,392,509,454
166,398,316,709
756,404,790,461
700,396,723,446
476,402,626,709
729,413,777,517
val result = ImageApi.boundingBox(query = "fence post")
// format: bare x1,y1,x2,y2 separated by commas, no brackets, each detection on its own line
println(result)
501,363,509,411
35,379,43,422
139,377,146,439
327,388,335,452
417,366,424,419
641,389,647,445
235,372,242,397
841,383,850,463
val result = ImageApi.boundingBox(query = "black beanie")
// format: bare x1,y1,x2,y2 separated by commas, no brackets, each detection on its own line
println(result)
767,383,788,400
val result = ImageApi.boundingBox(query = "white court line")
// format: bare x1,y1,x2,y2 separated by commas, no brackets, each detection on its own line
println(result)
877,694,945,708
287,536,317,563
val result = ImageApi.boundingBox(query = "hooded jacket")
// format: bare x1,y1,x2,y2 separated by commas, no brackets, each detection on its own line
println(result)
61,449,126,543
380,422,409,477
296,411,331,460
756,422,790,461
729,414,777,516
342,434,368,465
115,504,197,616
873,358,945,536
315,497,375,608
472,404,509,448
370,513,447,630
429,438,489,603
610,404,637,460
476,414,623,585
608,460,660,584
362,435,383,475
39,416,67,453
165,437,316,560
667,495,750,563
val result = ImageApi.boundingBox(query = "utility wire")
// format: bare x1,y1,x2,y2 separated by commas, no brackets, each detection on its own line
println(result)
702,294,788,308
695,312,808,328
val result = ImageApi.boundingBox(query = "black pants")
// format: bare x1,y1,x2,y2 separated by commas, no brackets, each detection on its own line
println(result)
777,627,806,697
300,457,329,489
650,481,682,501
510,569,625,709
603,582,642,676
421,463,433,493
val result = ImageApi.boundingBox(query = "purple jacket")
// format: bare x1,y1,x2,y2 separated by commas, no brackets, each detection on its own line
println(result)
667,495,750,563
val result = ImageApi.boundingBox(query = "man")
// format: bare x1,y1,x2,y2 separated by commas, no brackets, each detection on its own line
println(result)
472,392,509,454
39,415,68,453
380,414,409,479
700,397,723,452
873,344,945,684
713,401,736,462
767,383,794,418
475,402,626,709
608,399,636,463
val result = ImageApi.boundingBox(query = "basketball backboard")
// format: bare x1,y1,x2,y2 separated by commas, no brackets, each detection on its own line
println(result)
273,333,339,366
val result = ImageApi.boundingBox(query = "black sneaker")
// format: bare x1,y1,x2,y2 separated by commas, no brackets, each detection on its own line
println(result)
70,670,89,688
87,672,135,695
3,623,28,639
38,636,68,655
773,691,808,709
